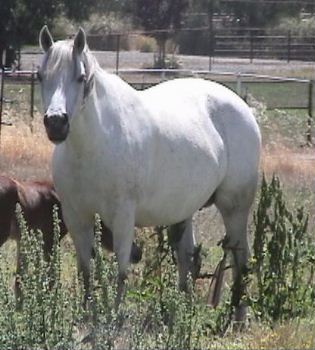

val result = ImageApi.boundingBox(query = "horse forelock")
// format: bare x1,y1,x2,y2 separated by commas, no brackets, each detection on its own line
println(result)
42,39,97,96
42,40,73,77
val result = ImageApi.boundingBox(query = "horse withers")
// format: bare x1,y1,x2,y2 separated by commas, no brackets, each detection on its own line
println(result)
38,26,261,322
0,174,141,300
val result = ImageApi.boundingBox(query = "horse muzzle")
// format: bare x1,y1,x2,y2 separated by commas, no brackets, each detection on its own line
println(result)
44,113,69,144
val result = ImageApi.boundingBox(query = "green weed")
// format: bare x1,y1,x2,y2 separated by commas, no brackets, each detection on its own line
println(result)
0,177,314,349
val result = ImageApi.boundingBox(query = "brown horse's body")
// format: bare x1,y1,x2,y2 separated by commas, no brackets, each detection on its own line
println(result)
0,174,141,299
0,175,67,252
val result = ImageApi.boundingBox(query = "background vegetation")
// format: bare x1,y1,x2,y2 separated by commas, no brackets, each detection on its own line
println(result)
1,0,315,67
0,171,314,349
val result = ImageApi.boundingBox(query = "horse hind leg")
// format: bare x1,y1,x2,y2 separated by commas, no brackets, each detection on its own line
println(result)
168,217,200,291
214,186,256,324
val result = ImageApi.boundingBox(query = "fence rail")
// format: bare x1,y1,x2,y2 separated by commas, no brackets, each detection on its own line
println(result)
210,31,315,62
85,27,315,64
0,68,314,144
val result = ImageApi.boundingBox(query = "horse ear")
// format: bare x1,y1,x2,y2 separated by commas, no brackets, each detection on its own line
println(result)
73,27,86,55
39,25,54,52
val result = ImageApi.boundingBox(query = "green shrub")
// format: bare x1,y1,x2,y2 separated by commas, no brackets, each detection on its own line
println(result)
249,175,315,323
0,205,81,349
0,177,314,348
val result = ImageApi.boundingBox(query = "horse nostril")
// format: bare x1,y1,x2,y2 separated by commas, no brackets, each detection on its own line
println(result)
62,113,69,124
44,114,49,127
44,114,68,127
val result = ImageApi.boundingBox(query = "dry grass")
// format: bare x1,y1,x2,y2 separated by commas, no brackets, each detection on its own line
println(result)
0,113,314,349
210,320,315,350
2,110,314,183
261,145,315,183
0,112,53,181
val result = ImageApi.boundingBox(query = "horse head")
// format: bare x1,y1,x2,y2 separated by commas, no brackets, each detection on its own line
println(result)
38,26,94,144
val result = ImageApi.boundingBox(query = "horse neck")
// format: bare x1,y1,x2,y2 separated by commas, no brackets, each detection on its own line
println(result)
86,70,139,132
66,70,140,152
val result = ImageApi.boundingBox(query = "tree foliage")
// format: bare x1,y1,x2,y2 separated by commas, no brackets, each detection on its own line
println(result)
225,0,303,27
0,0,96,67
134,0,189,67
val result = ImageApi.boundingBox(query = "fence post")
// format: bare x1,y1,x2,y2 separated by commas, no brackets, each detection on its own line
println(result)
208,2,214,71
30,68,35,129
236,73,242,96
0,67,4,143
307,80,313,145
250,31,254,63
116,34,121,74
287,31,291,63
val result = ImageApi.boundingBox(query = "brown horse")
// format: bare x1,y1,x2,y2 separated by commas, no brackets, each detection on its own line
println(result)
0,174,141,299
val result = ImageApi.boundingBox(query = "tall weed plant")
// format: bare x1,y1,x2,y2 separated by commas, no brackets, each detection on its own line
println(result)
0,176,314,348
249,175,315,322
0,205,85,349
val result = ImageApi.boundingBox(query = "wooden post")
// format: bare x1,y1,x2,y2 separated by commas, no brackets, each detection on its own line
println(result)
307,80,313,145
250,31,254,63
116,34,121,75
30,69,35,127
208,2,214,71
287,31,291,63
236,73,242,96
0,67,4,143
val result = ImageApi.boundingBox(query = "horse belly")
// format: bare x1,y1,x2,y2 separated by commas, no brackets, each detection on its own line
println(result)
135,150,223,226
136,180,216,226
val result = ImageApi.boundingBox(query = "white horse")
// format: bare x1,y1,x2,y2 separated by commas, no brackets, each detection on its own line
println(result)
38,26,261,321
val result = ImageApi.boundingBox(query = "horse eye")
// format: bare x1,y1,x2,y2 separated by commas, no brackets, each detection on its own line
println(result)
78,74,86,83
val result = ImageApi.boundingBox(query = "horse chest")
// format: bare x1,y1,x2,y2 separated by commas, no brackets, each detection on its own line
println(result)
52,141,140,217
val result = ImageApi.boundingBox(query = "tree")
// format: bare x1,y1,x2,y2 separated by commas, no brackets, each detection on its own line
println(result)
0,0,17,67
134,0,189,68
0,0,96,68
225,0,303,28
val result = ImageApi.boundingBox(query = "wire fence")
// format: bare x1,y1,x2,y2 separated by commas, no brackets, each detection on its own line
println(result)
0,68,314,145
3,25,315,73
85,27,315,69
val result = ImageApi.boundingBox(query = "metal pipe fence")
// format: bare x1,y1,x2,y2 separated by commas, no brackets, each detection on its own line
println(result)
0,68,314,145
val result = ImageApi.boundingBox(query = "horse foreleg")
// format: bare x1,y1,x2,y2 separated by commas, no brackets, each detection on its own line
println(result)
62,205,95,303
72,227,95,302
168,217,198,291
110,202,136,308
